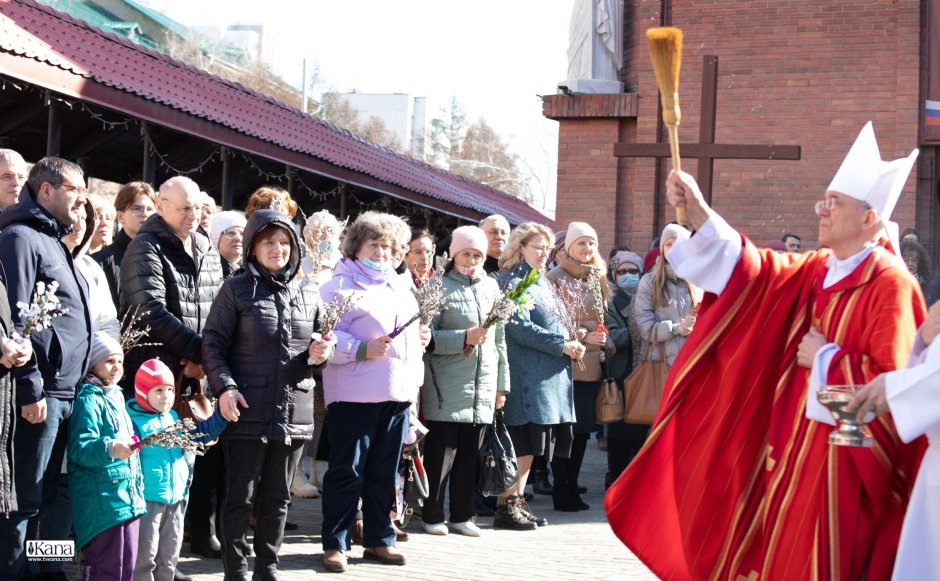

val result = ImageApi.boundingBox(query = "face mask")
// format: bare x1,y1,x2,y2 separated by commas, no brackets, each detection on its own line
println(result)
617,273,640,291
360,257,390,272
455,264,484,279
317,240,334,255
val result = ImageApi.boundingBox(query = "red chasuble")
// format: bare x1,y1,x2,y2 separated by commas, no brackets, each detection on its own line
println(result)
605,237,926,581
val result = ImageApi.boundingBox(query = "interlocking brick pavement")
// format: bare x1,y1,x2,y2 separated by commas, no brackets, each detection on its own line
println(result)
174,442,656,580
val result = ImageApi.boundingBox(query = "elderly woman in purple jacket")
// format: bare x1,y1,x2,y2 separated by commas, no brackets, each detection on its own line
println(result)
318,211,430,573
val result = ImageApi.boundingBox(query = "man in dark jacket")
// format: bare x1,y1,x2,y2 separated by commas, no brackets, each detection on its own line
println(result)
0,157,93,580
120,175,224,562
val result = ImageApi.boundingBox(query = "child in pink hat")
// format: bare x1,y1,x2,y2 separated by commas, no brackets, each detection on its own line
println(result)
127,359,228,580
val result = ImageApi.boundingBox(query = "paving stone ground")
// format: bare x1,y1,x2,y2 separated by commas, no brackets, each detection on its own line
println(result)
60,441,656,579
178,442,655,580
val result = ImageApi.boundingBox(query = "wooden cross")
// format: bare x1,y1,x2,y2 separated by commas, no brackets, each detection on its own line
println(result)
614,55,801,203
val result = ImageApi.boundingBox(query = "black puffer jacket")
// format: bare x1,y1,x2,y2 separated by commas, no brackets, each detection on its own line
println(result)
202,210,325,442
119,213,222,394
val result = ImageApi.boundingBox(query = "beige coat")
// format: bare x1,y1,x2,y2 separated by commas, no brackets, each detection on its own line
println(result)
546,255,615,382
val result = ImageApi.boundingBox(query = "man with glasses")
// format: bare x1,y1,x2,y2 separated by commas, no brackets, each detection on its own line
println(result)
0,148,27,213
479,214,510,275
94,181,158,307
120,174,221,386
607,123,926,580
0,157,93,580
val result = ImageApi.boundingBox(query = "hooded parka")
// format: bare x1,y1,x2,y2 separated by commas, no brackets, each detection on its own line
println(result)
202,210,326,442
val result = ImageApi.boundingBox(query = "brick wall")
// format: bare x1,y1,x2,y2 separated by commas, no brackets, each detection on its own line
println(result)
550,0,922,258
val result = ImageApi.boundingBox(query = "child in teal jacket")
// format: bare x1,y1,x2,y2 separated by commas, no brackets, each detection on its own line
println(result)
128,358,228,580
67,332,146,579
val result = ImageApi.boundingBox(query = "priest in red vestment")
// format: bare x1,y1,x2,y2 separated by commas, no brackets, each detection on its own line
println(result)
605,122,927,580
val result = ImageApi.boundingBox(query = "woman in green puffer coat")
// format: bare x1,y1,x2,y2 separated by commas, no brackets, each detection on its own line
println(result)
419,226,509,538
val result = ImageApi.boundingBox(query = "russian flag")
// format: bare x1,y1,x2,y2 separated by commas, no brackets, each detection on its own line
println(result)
927,100,940,126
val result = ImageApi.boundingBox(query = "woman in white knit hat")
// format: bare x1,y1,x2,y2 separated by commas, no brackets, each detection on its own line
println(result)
631,224,701,369
545,221,614,511
419,225,509,538
210,210,247,279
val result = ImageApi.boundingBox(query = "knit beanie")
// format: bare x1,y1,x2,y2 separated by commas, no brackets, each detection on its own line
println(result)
660,224,690,250
135,358,174,413
449,226,488,257
565,222,598,253
209,211,247,249
610,250,644,274
89,332,122,369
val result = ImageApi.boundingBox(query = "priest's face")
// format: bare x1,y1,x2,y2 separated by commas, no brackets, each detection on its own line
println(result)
816,191,872,254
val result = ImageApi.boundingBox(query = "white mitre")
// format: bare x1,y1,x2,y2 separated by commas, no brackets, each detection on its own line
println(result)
827,121,919,253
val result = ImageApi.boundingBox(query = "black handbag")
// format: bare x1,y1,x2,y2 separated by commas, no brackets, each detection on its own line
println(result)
394,443,428,527
477,409,518,497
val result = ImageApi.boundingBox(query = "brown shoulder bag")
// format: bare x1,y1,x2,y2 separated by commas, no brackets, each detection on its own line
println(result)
622,328,670,425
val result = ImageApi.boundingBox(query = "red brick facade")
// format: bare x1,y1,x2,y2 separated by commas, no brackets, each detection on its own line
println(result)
548,0,924,257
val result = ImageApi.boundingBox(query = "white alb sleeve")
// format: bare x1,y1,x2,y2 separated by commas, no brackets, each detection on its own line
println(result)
666,213,742,296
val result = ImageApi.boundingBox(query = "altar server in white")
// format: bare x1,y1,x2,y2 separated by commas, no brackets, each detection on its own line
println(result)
850,300,940,581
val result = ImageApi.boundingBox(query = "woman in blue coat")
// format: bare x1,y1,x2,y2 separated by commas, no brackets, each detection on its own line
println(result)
495,222,585,531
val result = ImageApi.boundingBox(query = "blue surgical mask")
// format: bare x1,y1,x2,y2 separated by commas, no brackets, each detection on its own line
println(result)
617,273,640,291
361,257,390,272
317,240,334,255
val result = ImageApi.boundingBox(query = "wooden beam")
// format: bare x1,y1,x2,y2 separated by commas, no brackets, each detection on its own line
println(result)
220,147,233,210
698,56,719,203
46,91,61,157
141,122,156,185
614,143,802,160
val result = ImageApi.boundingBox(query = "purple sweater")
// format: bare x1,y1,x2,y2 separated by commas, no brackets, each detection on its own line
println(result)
319,259,425,405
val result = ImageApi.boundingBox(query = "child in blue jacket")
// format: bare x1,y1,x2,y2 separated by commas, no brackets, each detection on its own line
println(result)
127,358,228,580
68,332,146,580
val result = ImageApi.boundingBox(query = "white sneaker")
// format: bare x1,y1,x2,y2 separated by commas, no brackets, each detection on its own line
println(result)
422,522,449,535
290,469,320,498
448,521,482,537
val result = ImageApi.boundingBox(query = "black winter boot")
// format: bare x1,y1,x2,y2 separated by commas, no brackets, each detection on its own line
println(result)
493,495,537,530
551,458,579,512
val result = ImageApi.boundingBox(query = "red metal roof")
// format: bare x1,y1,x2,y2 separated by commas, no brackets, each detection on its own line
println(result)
0,0,553,225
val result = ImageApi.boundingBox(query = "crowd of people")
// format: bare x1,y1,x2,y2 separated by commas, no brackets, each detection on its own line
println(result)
0,148,684,580
0,121,937,581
